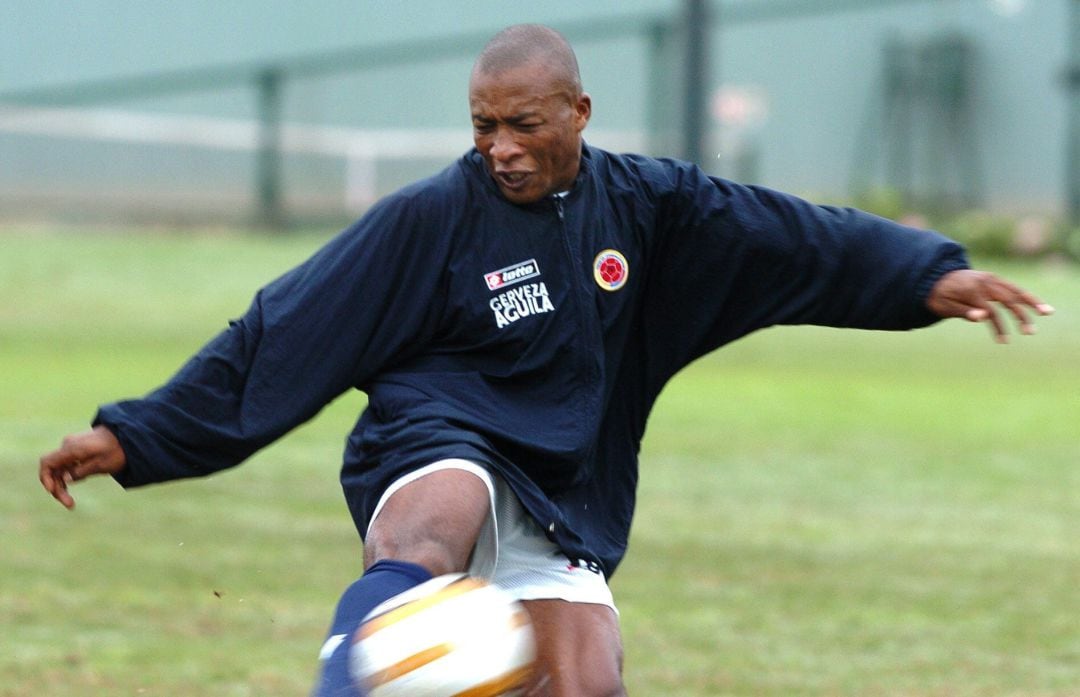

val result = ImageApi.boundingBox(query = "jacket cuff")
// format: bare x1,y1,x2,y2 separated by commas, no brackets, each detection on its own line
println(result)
93,406,142,489
913,253,970,323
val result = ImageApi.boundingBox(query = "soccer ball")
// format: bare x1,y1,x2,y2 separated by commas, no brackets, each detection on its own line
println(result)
350,574,536,696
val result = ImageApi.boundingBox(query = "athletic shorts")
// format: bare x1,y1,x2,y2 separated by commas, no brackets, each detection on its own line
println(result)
368,459,616,612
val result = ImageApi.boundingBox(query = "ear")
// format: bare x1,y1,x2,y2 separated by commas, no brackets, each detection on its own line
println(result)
574,92,592,131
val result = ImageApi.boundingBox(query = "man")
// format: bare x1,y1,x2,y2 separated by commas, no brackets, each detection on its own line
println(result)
39,24,1052,696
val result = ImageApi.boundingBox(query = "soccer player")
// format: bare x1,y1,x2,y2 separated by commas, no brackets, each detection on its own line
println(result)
39,24,1053,696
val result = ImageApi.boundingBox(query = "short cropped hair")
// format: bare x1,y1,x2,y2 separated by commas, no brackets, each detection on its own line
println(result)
473,24,583,94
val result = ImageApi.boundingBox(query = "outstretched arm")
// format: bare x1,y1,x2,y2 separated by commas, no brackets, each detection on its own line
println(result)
926,269,1055,342
39,425,126,509
56,194,449,493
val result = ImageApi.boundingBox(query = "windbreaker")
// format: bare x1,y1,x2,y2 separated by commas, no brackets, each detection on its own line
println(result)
96,144,969,578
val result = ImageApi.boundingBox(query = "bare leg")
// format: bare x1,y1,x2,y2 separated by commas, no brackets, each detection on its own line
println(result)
363,467,491,575
522,599,626,697
313,468,492,696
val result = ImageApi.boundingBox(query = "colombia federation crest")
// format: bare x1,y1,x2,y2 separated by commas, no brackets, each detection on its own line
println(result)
593,249,629,291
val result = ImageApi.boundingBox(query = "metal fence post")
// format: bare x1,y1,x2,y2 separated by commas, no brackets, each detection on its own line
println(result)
1067,0,1080,233
682,0,710,167
256,67,285,229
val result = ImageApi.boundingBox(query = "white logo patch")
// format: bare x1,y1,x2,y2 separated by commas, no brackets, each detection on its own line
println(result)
318,634,347,661
490,282,556,328
484,258,540,290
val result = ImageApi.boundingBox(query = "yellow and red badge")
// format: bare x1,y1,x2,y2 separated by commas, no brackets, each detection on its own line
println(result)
593,249,629,291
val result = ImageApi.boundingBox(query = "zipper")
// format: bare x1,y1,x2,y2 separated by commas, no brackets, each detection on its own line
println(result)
551,192,602,465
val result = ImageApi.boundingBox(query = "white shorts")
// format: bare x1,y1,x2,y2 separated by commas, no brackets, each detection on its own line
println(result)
368,459,616,612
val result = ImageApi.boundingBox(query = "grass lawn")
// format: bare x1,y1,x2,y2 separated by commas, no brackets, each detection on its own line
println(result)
1,226,1077,696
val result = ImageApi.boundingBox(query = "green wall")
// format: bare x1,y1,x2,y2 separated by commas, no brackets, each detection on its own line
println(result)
0,0,1069,218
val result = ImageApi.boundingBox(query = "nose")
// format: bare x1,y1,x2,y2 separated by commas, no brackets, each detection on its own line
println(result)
489,128,524,163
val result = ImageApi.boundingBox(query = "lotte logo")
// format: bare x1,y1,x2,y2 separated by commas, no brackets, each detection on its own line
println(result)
592,249,629,291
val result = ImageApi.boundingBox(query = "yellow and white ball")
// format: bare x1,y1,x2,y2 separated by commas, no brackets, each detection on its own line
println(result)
351,574,536,696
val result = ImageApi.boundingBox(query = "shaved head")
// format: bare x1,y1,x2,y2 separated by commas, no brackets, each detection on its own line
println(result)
468,24,591,204
472,24,582,96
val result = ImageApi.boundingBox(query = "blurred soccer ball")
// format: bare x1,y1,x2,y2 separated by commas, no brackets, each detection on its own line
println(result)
350,574,536,696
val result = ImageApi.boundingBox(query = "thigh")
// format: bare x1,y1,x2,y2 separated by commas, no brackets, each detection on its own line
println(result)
521,599,626,697
363,465,491,576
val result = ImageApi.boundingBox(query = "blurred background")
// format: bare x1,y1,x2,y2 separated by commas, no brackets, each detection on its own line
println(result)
4,3,1078,695
2,0,1077,256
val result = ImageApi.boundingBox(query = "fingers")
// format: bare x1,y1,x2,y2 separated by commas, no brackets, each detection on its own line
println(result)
1003,278,1055,316
963,304,1010,343
38,455,77,509
38,426,126,510
39,464,63,505
1000,297,1034,336
936,269,1054,342
987,277,1051,337
39,448,83,509
995,279,1054,340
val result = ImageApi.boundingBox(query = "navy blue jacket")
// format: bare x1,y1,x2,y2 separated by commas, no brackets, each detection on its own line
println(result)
96,145,968,578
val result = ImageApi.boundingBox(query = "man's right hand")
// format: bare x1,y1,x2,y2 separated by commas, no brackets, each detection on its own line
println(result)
39,425,126,509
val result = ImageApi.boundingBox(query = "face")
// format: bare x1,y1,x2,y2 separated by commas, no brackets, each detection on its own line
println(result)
469,61,591,205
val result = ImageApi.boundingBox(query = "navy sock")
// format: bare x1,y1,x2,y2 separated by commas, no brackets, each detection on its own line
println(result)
311,559,433,697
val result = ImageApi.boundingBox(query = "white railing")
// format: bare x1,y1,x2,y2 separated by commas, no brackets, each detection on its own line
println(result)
0,106,645,215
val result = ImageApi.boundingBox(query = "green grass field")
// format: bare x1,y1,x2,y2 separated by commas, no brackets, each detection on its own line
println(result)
2,227,1077,696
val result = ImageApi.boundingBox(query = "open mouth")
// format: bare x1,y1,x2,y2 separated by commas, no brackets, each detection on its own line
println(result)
496,171,531,191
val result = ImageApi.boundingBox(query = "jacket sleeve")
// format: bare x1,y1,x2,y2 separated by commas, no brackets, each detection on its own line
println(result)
96,195,448,487
643,163,970,378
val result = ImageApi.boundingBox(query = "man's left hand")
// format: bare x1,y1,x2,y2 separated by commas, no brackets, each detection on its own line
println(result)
927,269,1054,343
